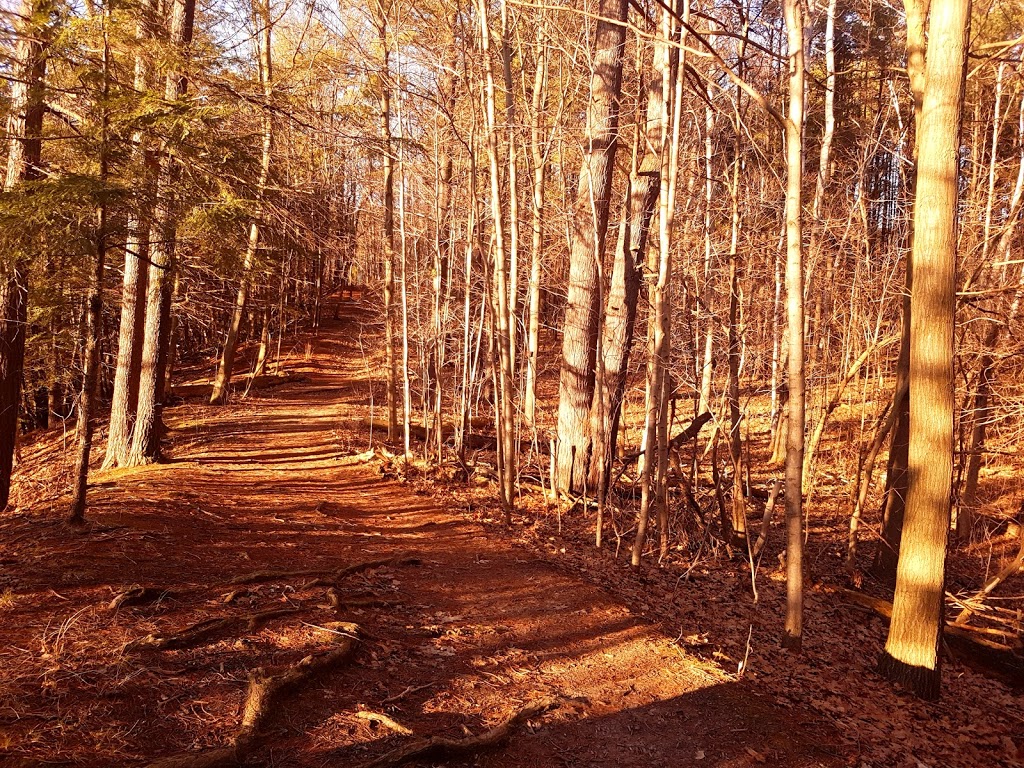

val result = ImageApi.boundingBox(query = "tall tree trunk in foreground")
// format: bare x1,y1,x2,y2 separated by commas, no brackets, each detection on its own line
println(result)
879,0,968,701
210,0,273,405
0,0,49,510
554,0,629,493
124,0,196,467
103,0,154,469
68,7,110,524
781,0,806,652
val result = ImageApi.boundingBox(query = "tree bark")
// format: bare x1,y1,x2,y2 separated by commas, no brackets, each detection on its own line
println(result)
588,37,663,495
68,6,110,524
875,0,931,582
555,0,629,493
524,18,548,427
879,0,969,701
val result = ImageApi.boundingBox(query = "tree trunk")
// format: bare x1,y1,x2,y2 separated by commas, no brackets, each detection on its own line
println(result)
879,0,968,701
0,0,49,510
959,94,1024,537
588,36,663,495
123,0,197,467
875,0,931,582
781,0,806,652
103,0,154,469
211,0,273,405
632,0,683,567
555,0,629,493
478,0,516,518
68,7,110,524
524,19,548,427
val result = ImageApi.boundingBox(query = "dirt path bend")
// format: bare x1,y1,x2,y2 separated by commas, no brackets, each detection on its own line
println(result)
0,302,845,768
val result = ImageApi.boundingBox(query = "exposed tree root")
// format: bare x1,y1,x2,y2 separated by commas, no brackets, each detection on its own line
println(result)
354,697,559,768
225,569,325,587
127,608,300,651
356,710,414,735
227,552,420,588
108,586,171,611
304,553,421,588
142,746,239,768
140,625,360,768
239,624,360,736
326,588,394,610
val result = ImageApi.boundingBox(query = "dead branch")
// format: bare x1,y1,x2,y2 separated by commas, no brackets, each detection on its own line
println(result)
354,697,559,768
955,530,1024,625
751,479,783,560
380,682,434,705
835,589,1019,655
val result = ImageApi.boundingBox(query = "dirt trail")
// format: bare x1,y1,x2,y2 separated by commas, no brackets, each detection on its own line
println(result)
0,301,844,767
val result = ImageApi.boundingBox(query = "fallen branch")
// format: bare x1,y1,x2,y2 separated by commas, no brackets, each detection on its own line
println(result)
127,608,299,651
955,530,1024,625
836,589,1023,668
355,697,559,768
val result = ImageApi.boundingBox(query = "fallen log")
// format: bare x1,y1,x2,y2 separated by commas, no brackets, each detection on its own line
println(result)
355,697,559,768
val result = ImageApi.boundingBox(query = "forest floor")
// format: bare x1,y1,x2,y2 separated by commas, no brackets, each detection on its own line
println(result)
0,298,1021,768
